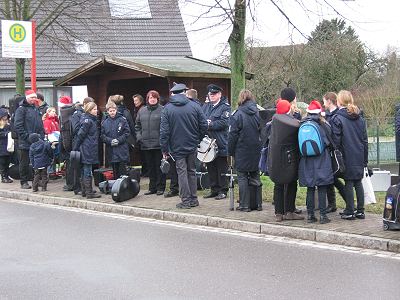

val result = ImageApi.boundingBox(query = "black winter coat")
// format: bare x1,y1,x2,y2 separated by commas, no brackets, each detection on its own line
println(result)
135,104,163,150
160,94,208,160
228,100,261,172
0,124,11,156
14,99,44,150
325,107,339,124
29,139,53,169
101,114,130,163
331,108,368,180
298,115,334,187
74,113,99,164
71,107,84,138
202,97,231,156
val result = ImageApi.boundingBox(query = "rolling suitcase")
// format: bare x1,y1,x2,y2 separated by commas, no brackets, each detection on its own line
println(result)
383,184,400,230
111,176,140,202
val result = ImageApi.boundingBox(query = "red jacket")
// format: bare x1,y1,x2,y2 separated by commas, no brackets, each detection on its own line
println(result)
43,115,60,135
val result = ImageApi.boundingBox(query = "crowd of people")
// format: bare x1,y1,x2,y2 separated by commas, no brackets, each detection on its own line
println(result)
0,83,369,225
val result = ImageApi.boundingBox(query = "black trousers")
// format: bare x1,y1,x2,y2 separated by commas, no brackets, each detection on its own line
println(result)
0,155,11,177
344,179,364,214
326,177,346,208
18,149,30,184
143,149,166,192
32,168,48,190
112,162,127,180
168,157,179,193
273,180,297,215
206,156,228,194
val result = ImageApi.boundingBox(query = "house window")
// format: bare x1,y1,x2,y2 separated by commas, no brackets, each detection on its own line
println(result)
109,0,152,19
75,41,90,54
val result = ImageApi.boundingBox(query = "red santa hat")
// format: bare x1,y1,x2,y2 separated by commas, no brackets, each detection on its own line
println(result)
276,99,291,114
307,100,322,114
25,89,37,100
59,96,72,105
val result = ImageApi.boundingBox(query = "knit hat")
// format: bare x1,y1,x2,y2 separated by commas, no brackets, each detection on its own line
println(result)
276,100,291,114
25,90,37,100
307,100,322,114
280,87,296,102
28,133,40,144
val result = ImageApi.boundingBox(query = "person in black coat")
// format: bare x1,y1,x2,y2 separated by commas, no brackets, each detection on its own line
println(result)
298,101,333,224
73,102,101,199
28,133,54,192
322,92,346,213
101,101,130,179
331,90,368,220
135,90,166,195
202,84,231,200
109,95,135,147
228,90,262,211
0,108,13,183
160,83,208,209
14,90,45,189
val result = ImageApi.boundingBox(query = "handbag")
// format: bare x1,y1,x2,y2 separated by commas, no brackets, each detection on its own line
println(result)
321,124,345,175
7,132,14,152
362,167,376,205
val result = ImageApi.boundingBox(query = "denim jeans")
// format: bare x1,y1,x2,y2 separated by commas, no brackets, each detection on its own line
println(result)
81,164,93,178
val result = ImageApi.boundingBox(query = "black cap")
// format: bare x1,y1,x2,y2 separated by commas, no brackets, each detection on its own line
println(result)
207,84,223,94
170,83,188,94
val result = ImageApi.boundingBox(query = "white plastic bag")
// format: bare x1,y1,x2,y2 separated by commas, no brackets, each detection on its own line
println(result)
362,167,376,205
7,132,14,152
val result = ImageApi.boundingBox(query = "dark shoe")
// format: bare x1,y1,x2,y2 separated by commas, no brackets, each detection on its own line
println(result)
326,206,337,213
176,202,191,209
164,190,179,198
215,193,227,200
87,193,101,199
307,215,318,223
63,185,73,191
237,207,251,212
203,192,218,199
144,190,157,195
2,177,13,183
294,208,302,214
341,213,355,220
21,182,31,189
339,210,356,216
84,177,100,199
355,212,365,219
320,215,331,224
284,212,305,220
257,206,263,211
275,214,284,222
156,190,164,196
32,188,38,192
189,200,199,207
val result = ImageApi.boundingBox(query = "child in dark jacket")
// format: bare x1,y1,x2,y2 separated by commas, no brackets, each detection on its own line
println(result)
0,108,13,183
298,101,334,224
101,101,130,179
29,133,54,192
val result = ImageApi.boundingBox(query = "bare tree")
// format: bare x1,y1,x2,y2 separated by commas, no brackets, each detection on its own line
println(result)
0,0,101,94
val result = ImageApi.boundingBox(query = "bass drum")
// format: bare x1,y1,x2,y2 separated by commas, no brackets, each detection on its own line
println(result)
9,164,34,180
197,135,218,163
111,176,140,202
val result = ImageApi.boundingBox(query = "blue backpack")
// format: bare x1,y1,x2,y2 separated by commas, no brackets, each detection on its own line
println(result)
298,121,324,157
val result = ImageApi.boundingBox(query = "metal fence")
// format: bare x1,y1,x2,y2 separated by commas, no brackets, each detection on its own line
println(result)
366,117,396,166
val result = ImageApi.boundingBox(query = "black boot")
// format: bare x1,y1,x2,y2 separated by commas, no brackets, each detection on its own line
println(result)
1,173,13,183
85,177,101,199
32,171,40,192
80,179,86,197
41,172,48,191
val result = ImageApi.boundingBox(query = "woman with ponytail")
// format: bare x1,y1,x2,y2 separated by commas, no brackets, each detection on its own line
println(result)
331,90,368,220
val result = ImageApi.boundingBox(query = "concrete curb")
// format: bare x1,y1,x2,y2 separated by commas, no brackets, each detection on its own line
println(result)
3,190,398,253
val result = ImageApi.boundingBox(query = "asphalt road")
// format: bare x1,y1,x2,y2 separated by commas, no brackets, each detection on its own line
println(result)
0,198,399,300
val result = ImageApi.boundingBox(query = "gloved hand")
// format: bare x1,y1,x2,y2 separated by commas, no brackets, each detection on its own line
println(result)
368,168,373,177
111,139,119,147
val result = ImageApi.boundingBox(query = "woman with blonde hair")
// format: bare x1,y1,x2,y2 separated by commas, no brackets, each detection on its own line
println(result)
228,89,262,211
73,101,101,199
331,90,368,220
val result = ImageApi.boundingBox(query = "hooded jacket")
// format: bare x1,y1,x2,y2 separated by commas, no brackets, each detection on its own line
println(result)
298,114,334,187
74,113,99,164
160,93,208,160
135,103,163,150
29,137,53,169
202,96,231,156
101,114,130,163
228,100,261,172
331,107,368,180
14,98,45,150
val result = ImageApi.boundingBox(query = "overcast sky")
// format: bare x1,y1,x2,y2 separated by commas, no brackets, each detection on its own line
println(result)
179,0,400,61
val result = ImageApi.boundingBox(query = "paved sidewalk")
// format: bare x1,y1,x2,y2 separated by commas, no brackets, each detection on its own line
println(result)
2,178,400,253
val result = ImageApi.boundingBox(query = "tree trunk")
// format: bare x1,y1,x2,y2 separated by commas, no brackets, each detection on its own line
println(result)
15,58,26,94
228,0,246,109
